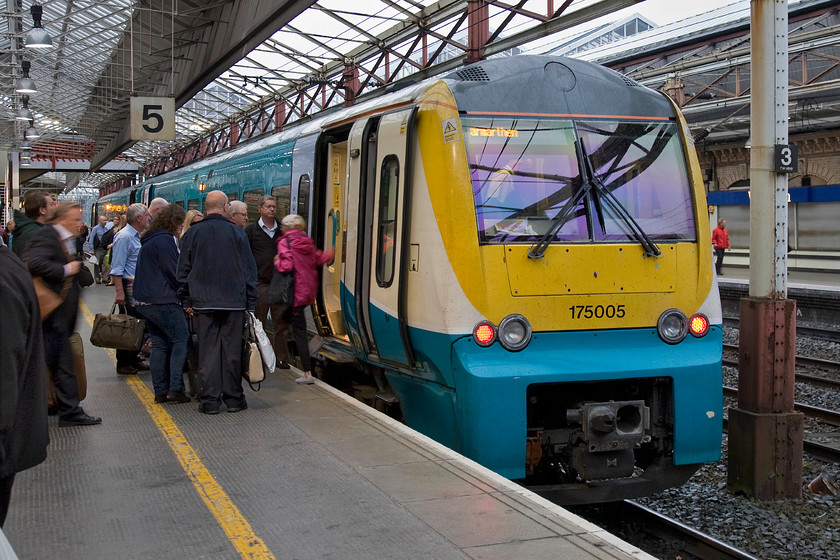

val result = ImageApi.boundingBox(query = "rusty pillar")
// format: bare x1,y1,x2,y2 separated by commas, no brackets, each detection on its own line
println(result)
230,119,239,148
274,98,285,133
728,299,803,499
728,0,803,500
467,0,489,64
343,60,359,107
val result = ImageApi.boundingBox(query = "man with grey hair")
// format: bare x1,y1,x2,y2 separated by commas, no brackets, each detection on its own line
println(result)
148,197,168,220
111,202,151,375
228,200,248,228
178,190,257,414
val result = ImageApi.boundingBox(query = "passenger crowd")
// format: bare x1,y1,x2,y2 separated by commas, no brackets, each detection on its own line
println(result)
0,189,332,525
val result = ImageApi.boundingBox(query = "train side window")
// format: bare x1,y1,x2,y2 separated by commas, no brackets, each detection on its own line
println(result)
271,184,291,218
187,198,200,211
296,175,310,217
243,189,264,223
226,192,239,202
376,155,399,287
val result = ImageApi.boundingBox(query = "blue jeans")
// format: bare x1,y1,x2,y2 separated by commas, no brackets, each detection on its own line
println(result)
136,304,189,396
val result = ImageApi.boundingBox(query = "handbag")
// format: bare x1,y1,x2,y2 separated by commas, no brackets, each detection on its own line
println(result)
90,303,146,351
268,238,295,307
76,263,95,287
248,312,276,373
33,276,72,320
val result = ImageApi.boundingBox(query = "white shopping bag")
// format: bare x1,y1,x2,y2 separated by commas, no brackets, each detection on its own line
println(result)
248,312,276,374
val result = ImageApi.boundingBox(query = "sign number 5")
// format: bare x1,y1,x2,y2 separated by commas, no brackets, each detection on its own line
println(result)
130,97,175,141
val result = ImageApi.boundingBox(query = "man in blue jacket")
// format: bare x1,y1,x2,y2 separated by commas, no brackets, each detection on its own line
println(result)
177,190,258,414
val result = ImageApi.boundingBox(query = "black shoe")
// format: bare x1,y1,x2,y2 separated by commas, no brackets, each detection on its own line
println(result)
154,393,170,404
47,404,59,416
167,391,191,404
276,362,291,370
227,402,248,413
134,361,150,371
117,365,138,375
198,404,220,415
59,413,102,427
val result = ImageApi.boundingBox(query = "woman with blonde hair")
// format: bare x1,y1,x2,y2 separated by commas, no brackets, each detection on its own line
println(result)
181,209,203,239
274,214,333,384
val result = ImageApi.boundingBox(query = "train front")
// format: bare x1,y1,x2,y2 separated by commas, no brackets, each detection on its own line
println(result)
415,56,722,504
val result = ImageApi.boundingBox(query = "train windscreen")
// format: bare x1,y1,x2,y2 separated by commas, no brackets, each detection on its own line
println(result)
464,117,695,244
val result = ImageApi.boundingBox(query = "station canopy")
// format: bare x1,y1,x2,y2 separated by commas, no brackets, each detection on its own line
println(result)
1,0,676,189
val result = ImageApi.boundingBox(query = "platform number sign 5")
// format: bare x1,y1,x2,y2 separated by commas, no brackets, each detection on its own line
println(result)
774,144,798,174
130,97,176,141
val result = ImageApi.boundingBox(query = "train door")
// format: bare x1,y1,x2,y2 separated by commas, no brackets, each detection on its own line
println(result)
365,107,417,367
321,141,346,336
343,117,379,355
291,134,318,234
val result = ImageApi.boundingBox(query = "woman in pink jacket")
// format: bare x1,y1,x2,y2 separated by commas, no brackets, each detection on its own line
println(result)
275,214,334,384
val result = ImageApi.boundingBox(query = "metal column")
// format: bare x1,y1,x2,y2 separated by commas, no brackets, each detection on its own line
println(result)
728,0,804,500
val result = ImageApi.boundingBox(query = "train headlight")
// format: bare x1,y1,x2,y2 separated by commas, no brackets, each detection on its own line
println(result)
473,321,496,347
498,314,532,352
688,313,709,337
657,309,688,344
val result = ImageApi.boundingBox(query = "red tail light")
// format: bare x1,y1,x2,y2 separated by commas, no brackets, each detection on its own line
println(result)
689,314,709,337
473,321,496,347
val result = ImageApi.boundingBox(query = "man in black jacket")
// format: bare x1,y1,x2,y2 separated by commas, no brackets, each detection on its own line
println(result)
178,190,258,414
243,195,291,368
25,201,102,427
0,247,49,526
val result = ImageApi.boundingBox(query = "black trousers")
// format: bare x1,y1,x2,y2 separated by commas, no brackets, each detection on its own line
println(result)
289,306,311,373
0,474,15,527
43,328,82,417
255,283,290,363
194,310,246,411
714,248,725,274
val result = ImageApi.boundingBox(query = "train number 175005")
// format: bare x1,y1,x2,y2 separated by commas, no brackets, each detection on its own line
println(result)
569,304,626,319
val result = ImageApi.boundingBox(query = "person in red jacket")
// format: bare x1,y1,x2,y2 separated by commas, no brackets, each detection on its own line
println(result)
275,214,334,384
712,218,730,275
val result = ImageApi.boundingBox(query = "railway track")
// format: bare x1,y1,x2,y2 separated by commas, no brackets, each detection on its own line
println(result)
722,316,840,343
573,500,760,560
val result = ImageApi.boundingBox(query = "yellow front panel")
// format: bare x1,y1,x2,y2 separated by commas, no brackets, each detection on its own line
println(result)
505,244,676,296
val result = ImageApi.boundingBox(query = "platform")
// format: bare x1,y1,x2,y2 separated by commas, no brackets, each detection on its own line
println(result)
717,264,839,292
2,286,653,560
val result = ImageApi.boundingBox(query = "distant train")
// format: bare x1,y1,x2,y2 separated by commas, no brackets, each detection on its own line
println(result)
96,55,723,504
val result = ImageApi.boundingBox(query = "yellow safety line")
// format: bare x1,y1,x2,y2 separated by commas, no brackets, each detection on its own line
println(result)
80,300,275,560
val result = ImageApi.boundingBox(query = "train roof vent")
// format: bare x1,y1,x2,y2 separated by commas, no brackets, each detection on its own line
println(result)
622,76,640,87
456,66,490,82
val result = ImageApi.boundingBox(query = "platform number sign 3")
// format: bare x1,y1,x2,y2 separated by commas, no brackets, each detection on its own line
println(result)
774,144,798,174
130,97,176,141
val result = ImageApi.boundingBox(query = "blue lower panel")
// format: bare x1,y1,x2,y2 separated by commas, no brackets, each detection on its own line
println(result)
449,327,723,479
368,303,410,364
382,372,459,451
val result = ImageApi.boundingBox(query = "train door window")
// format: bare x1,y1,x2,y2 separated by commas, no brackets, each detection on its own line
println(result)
296,174,310,217
175,200,185,209
271,184,291,218
376,155,399,287
187,198,200,211
225,192,238,202
243,189,263,223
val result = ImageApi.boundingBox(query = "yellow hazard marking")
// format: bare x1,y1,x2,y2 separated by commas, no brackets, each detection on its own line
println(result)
80,300,276,560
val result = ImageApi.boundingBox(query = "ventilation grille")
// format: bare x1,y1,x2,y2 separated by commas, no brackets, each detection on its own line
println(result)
623,77,640,87
456,66,490,82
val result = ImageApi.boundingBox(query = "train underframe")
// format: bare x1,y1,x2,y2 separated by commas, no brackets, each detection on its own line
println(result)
522,376,699,505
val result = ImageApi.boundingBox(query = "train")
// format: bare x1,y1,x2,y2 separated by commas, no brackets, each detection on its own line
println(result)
96,55,723,504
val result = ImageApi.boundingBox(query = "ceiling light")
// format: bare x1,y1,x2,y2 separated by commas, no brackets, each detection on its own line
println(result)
25,4,53,49
20,139,32,151
16,60,37,94
20,155,32,166
25,123,40,140
16,95,34,121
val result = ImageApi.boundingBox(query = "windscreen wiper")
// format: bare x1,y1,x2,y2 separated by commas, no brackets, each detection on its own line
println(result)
579,139,662,258
527,145,592,259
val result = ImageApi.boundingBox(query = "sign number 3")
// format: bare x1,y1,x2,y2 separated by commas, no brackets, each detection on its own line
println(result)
774,144,798,174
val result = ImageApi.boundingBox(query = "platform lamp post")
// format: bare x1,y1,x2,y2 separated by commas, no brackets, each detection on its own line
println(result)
727,0,804,500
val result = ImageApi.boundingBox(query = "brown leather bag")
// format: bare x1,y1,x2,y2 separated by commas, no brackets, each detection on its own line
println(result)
33,276,72,320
